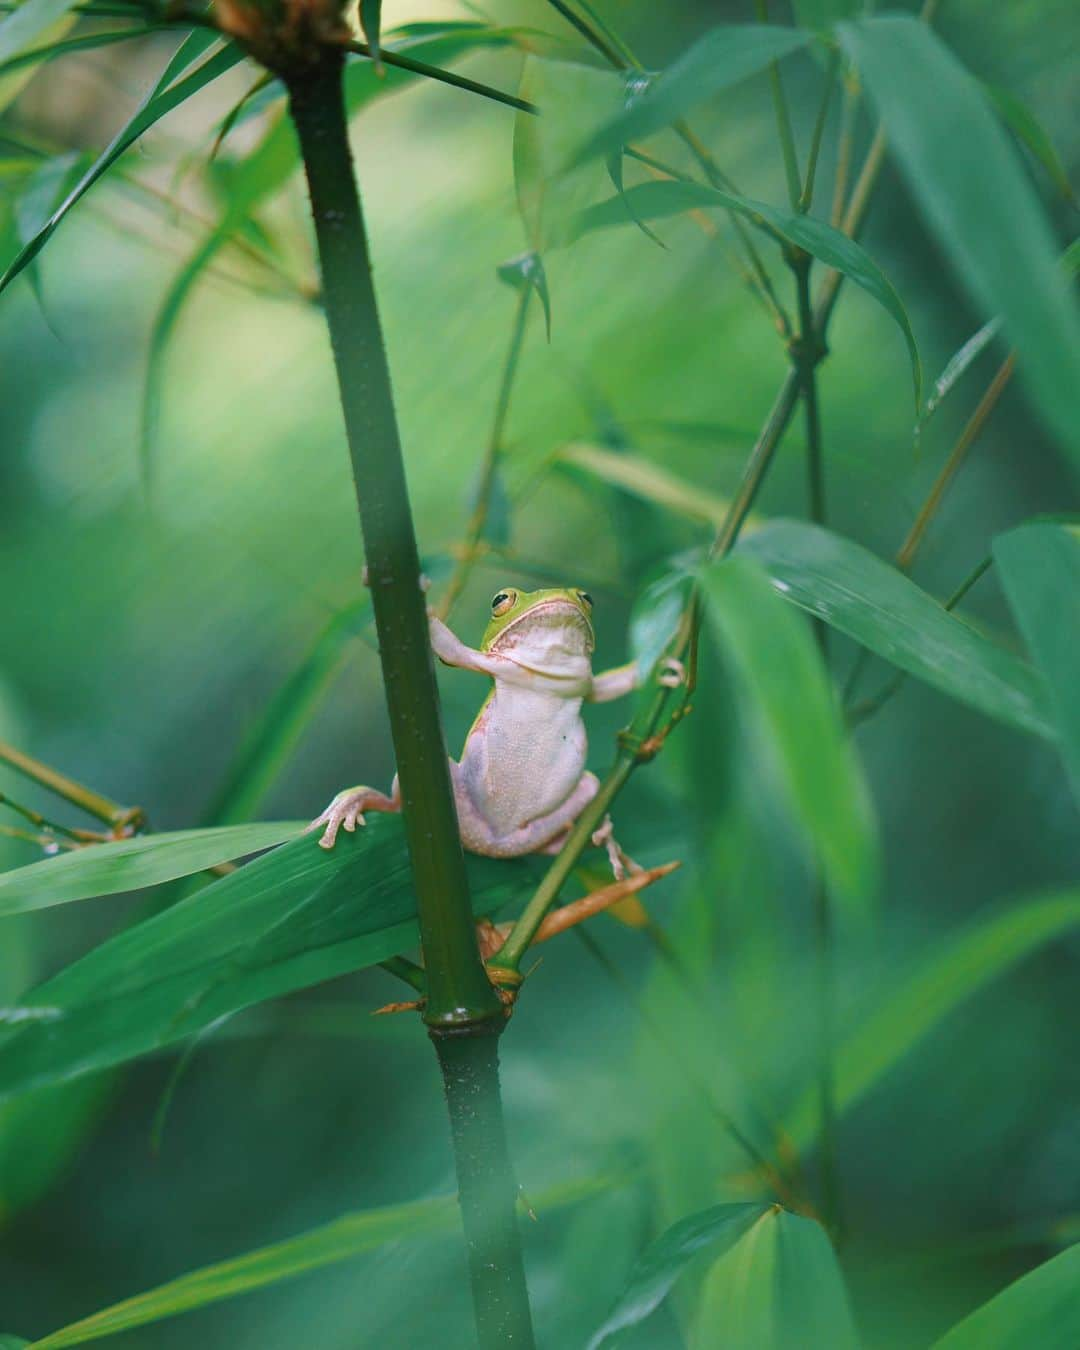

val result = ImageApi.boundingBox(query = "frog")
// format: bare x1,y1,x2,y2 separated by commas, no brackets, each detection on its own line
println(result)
307,585,682,874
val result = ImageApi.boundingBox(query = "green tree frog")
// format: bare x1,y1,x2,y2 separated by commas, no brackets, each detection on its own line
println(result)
308,586,681,874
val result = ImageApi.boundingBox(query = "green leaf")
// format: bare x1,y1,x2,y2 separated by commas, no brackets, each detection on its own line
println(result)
558,442,736,529
587,1202,768,1348
0,35,243,295
739,520,1054,741
512,61,544,251
0,818,542,1101
0,24,153,80
922,316,1003,424
29,1173,613,1347
629,568,693,711
701,555,879,916
497,250,551,338
839,17,1080,460
691,1207,858,1350
574,25,812,161
0,1336,29,1348
203,601,370,827
931,1243,1080,1350
786,888,1080,1151
573,179,921,405
359,0,382,70
0,0,78,67
994,523,1080,805
141,108,300,476
984,84,1076,205
0,822,308,917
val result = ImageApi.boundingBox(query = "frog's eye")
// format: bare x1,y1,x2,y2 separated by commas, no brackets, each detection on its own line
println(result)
491,590,517,616
577,590,594,609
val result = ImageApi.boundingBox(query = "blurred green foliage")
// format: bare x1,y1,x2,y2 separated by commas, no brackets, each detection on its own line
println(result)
0,0,1077,1346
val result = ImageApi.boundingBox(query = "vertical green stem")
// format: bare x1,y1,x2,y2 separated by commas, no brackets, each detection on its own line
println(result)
791,251,839,1235
435,1034,535,1348
754,0,802,207
286,55,534,1346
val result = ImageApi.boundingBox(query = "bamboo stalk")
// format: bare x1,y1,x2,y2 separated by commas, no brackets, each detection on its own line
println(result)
285,54,533,1346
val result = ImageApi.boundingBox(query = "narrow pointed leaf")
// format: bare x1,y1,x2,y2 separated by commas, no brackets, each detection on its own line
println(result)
994,523,1080,805
931,1243,1080,1350
922,316,1003,423
497,250,550,337
692,1207,858,1349
574,179,921,404
984,84,1075,204
786,888,1080,1150
839,17,1080,459
205,601,370,826
0,822,308,917
0,0,78,66
574,25,812,161
588,1202,767,1348
28,1174,610,1348
739,520,1054,740
0,24,157,80
558,442,736,528
0,819,543,1100
359,0,382,70
0,35,243,295
702,555,879,915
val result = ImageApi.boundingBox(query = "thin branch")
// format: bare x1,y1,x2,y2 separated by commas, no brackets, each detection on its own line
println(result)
344,40,537,114
754,0,801,208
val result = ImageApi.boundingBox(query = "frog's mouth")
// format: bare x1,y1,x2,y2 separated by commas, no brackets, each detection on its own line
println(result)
489,598,595,662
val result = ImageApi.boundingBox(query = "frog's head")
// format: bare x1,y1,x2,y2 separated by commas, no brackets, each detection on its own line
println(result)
481,586,595,666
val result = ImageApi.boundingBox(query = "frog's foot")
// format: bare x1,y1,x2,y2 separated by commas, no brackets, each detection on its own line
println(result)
658,657,687,688
307,785,399,849
591,815,635,881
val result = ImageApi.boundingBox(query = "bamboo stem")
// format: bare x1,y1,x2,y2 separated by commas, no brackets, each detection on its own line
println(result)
286,56,534,1345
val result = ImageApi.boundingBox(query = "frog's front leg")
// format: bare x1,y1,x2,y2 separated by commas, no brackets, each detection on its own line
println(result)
307,780,401,849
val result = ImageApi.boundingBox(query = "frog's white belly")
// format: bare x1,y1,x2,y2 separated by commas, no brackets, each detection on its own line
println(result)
458,685,587,839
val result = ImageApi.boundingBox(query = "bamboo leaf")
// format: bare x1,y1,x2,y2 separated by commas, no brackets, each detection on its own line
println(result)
786,888,1080,1151
204,601,370,826
28,1174,610,1347
629,568,693,715
573,179,921,405
359,0,382,71
0,34,244,295
739,520,1054,740
931,1243,1080,1349
994,523,1080,805
839,17,1080,460
691,1207,858,1349
0,819,543,1101
922,316,1003,424
0,823,308,917
984,83,1076,205
702,555,879,916
497,250,550,338
558,442,735,528
0,24,156,80
574,25,813,161
0,0,78,67
588,1202,768,1348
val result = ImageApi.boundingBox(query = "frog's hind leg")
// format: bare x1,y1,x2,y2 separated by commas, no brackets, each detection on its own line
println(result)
308,778,401,849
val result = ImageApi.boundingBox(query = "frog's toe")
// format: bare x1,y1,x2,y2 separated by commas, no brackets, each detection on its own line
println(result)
591,817,626,881
658,657,687,688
